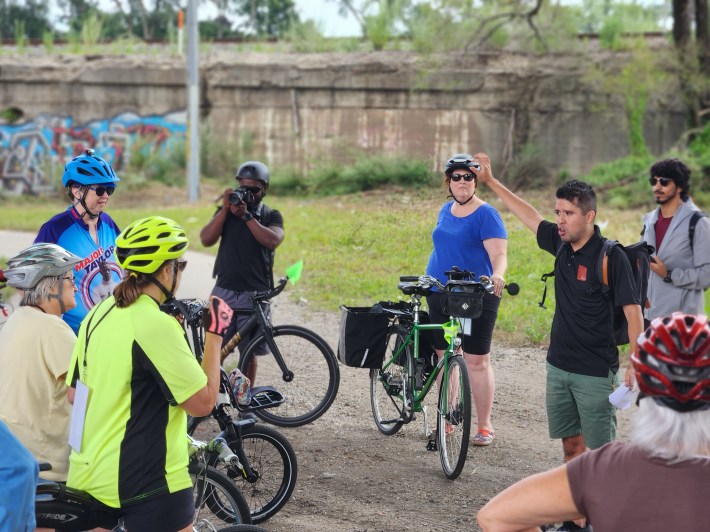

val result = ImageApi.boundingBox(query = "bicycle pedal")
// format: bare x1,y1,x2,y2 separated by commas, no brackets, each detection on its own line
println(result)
426,438,437,451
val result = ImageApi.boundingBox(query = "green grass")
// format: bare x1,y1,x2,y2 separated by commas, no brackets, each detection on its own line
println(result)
1,187,706,347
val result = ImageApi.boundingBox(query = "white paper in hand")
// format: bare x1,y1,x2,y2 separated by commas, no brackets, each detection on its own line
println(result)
609,384,636,410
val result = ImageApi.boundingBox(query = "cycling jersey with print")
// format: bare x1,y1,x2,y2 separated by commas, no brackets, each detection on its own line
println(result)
66,295,207,508
35,206,121,333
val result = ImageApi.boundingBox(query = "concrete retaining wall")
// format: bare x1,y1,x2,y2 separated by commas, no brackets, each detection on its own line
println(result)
0,49,687,178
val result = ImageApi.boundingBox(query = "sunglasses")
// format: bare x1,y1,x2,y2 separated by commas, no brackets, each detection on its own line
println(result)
62,275,76,286
177,260,188,272
241,186,263,195
649,177,673,187
88,185,115,196
450,173,476,182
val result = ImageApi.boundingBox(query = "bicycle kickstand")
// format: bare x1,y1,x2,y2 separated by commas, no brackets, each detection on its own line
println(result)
422,405,437,451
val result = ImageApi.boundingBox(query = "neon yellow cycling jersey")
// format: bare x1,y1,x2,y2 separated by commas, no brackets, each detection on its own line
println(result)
67,294,207,507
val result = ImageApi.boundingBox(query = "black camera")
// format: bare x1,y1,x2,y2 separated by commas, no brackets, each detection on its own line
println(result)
229,187,254,205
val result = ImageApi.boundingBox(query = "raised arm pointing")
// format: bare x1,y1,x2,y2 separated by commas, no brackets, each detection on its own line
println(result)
473,153,544,234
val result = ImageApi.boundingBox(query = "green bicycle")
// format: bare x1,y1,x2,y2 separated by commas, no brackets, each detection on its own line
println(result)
369,270,518,479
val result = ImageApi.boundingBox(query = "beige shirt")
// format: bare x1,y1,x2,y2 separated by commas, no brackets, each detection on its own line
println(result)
0,306,76,481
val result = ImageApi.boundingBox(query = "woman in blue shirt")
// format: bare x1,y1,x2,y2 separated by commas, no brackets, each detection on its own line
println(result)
425,154,508,447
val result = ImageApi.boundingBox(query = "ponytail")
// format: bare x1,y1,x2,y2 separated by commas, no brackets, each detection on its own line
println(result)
114,271,152,308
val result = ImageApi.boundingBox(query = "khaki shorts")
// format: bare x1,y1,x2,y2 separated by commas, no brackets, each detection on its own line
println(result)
545,362,618,450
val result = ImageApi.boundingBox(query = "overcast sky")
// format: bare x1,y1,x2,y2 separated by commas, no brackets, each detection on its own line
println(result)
45,1,669,38
46,0,362,37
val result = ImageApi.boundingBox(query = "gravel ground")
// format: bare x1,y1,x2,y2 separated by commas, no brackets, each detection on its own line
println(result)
245,295,634,532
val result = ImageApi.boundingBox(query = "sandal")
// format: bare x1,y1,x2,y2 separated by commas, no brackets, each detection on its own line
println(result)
472,429,495,446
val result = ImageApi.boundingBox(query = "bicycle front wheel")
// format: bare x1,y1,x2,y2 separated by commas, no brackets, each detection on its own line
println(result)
191,465,252,527
437,354,472,480
212,424,298,524
239,325,340,427
370,325,411,436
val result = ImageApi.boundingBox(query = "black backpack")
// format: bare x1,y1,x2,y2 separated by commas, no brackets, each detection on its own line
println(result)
597,240,653,345
539,239,654,346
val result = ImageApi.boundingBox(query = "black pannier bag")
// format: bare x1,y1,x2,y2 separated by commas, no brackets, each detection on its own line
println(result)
338,305,390,368
441,283,485,319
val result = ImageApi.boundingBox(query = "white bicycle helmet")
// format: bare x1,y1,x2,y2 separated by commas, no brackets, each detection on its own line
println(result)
5,243,82,289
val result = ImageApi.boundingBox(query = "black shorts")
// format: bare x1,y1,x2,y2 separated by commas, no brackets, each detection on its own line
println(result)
122,488,194,532
426,291,500,355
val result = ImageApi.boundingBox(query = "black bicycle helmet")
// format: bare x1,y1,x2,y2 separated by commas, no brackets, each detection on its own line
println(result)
236,161,269,185
445,154,481,176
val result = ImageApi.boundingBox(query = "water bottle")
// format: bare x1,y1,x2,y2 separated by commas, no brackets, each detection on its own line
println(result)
228,368,252,406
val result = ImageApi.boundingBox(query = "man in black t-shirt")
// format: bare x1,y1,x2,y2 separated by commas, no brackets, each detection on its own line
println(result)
473,154,643,470
200,161,285,383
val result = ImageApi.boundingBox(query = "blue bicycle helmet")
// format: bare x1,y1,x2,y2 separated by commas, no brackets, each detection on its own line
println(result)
62,148,120,187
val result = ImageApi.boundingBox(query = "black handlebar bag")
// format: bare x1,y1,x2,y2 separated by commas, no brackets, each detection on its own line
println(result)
337,306,390,368
441,283,485,319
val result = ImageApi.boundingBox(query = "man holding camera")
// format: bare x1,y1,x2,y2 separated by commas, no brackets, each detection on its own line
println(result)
200,161,285,384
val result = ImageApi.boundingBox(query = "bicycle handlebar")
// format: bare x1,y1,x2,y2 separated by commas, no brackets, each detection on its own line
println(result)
399,273,519,296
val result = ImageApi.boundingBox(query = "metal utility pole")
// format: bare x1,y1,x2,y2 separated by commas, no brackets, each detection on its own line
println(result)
186,0,200,202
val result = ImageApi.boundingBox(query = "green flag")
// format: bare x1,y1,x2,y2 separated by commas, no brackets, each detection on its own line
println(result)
285,260,303,284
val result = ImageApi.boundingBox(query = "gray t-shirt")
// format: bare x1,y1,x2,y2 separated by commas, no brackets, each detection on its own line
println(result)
567,441,710,531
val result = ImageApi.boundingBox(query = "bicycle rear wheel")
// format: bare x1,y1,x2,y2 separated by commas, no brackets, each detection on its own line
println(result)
191,465,252,527
239,325,340,427
370,325,411,436
211,424,297,524
437,354,472,480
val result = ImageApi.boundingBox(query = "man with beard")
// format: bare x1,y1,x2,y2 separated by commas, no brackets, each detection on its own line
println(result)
200,161,285,384
474,153,643,532
642,158,710,320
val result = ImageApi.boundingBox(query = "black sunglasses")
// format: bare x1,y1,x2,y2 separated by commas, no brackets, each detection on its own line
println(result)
242,186,263,194
88,185,115,196
649,177,672,187
177,260,188,272
450,173,476,182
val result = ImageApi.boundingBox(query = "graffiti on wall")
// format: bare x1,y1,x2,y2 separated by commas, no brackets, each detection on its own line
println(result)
0,111,186,195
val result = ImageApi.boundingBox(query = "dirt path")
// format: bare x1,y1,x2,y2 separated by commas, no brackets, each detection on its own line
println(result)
0,230,632,531
250,296,634,531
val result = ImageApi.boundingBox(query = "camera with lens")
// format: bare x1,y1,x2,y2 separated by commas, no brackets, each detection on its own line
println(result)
228,187,255,205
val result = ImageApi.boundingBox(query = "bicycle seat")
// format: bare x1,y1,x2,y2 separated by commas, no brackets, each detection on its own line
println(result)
398,282,432,297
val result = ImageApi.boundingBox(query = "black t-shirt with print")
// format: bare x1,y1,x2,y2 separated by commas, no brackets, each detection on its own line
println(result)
537,221,639,377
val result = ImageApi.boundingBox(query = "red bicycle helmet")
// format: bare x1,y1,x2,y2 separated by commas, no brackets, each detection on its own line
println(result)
631,313,710,411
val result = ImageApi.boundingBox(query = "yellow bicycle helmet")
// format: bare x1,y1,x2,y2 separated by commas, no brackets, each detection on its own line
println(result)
115,216,188,274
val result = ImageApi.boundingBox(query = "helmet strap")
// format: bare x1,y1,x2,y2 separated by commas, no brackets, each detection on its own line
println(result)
47,276,68,314
147,261,179,303
448,187,475,206
77,187,99,220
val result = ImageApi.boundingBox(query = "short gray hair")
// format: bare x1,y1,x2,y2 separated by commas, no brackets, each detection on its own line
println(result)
20,276,60,307
632,398,710,462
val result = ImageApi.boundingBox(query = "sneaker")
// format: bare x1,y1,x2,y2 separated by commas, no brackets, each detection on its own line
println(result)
556,521,592,531
471,429,495,446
